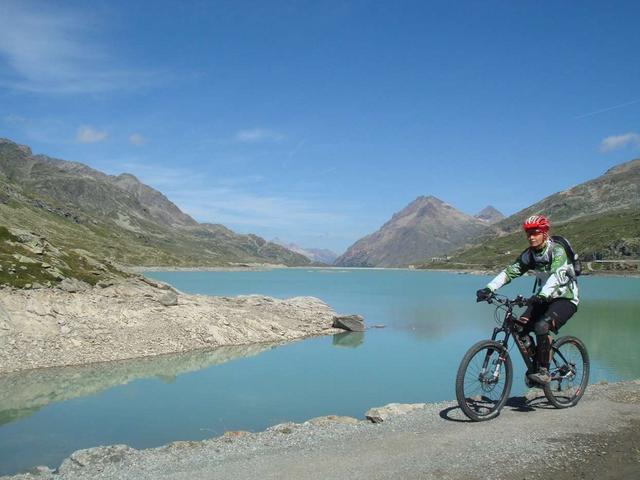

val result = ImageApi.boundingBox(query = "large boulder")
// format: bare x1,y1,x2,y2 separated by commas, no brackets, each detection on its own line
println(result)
332,314,365,332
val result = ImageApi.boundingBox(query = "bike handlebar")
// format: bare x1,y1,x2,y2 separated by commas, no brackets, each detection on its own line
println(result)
484,293,528,308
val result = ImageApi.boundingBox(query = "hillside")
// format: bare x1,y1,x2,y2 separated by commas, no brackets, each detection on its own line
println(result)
493,158,640,233
0,225,128,288
421,209,640,272
0,138,310,281
335,196,492,267
417,158,640,272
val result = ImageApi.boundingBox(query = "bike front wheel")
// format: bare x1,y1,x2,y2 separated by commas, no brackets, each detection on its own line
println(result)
455,340,513,421
544,335,589,408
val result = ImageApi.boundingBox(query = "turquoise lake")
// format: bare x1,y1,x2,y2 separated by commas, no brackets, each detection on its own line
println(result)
1,269,639,475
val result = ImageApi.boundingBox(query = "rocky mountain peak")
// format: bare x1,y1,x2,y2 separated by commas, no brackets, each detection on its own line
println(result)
604,158,640,176
475,205,505,224
114,173,142,187
389,196,448,224
335,196,491,267
0,138,31,156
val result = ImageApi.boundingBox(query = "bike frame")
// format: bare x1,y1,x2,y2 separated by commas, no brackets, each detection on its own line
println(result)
481,294,576,382
485,295,535,373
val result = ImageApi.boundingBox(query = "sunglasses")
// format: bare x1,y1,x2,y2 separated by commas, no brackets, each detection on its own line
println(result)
525,229,544,236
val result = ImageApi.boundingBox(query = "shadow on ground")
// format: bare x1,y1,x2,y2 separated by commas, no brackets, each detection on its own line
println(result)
439,392,555,422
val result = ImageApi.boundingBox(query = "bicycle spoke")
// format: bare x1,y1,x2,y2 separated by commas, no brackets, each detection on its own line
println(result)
545,338,588,407
461,346,508,416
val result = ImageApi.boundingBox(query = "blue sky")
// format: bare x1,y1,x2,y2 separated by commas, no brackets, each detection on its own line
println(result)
1,0,639,253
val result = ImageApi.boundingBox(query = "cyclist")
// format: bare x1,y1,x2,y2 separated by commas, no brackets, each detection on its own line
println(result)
476,215,579,384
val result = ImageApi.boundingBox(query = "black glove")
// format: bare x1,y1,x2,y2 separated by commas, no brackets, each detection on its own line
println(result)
476,287,493,302
528,295,547,306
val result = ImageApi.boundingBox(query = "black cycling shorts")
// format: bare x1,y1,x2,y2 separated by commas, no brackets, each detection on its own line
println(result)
519,298,577,335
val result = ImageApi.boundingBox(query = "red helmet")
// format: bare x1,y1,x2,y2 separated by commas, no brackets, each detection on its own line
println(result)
522,215,550,232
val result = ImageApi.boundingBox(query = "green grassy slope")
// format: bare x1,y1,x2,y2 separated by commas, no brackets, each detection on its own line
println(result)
0,225,127,288
419,209,640,272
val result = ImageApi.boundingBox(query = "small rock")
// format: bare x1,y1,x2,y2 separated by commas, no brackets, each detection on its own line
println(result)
27,300,50,316
307,415,360,426
60,325,71,335
28,465,54,476
58,278,90,293
332,314,365,332
158,292,178,307
268,422,297,434
60,445,136,472
141,276,172,290
223,430,251,438
365,403,426,423
13,254,39,264
167,440,201,450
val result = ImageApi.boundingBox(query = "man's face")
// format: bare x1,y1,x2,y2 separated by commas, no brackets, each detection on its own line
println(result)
526,229,546,249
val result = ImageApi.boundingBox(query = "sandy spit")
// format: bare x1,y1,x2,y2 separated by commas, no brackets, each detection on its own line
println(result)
0,276,342,374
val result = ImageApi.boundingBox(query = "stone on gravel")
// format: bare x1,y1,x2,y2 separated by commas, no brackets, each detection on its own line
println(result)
57,278,90,293
268,422,298,434
140,276,174,291
332,314,365,332
307,415,360,426
27,465,54,477
59,445,137,473
158,291,179,306
365,403,427,423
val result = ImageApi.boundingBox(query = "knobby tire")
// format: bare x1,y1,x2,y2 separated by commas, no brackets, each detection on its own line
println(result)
543,335,589,408
455,340,513,421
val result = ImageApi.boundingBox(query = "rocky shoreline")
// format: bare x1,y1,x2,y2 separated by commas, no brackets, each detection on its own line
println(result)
0,276,343,374
2,380,639,479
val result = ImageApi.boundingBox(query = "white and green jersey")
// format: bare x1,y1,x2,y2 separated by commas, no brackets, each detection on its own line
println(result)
486,239,579,306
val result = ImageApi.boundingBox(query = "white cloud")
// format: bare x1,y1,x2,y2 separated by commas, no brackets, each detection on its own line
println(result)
3,114,29,125
128,133,148,146
174,188,345,229
234,128,285,143
0,1,157,94
76,125,107,143
600,132,640,152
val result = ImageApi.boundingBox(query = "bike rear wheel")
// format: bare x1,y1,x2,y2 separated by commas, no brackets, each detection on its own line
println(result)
544,336,589,408
455,340,513,421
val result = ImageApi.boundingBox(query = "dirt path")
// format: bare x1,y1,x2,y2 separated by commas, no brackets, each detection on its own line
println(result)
4,380,639,480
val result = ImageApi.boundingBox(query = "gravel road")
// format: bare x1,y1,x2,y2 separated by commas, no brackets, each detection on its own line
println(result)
4,380,639,480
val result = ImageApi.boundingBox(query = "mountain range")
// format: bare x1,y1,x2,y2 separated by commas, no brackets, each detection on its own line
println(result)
271,238,338,265
336,158,639,268
2,136,638,286
426,158,640,269
0,138,310,273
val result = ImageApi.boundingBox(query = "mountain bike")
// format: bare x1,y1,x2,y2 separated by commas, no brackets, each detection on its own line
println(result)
455,293,589,421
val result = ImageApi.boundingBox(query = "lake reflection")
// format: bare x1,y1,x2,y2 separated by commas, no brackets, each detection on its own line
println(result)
0,343,278,428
